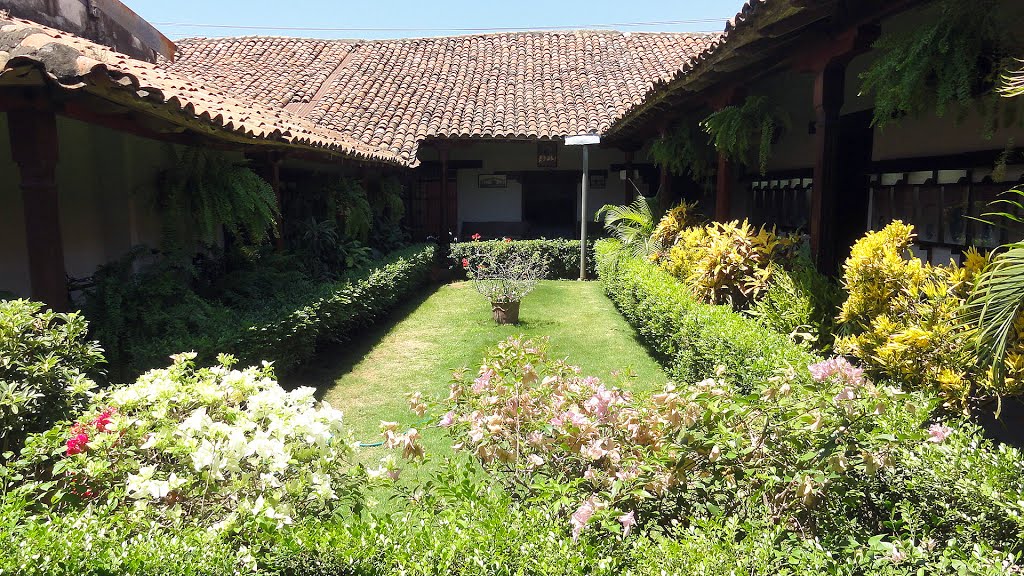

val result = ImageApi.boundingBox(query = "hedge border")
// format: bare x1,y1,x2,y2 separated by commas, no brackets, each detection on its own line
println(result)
595,239,816,389
217,243,438,373
448,239,595,280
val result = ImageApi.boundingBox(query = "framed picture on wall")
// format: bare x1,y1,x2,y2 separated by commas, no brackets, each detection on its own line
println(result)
478,174,508,189
537,141,558,168
589,171,607,189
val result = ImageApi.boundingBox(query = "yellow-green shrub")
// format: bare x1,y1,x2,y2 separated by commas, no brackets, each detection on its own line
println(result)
659,220,800,309
651,201,701,250
834,221,1022,402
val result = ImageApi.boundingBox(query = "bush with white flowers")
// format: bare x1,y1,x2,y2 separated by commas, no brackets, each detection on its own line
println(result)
18,352,366,535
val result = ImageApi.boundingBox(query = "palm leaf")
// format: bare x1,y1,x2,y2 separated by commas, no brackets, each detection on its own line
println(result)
597,198,657,258
962,243,1024,388
1001,60,1024,99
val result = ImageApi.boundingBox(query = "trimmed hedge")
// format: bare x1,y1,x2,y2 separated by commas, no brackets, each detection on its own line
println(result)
595,239,816,389
219,243,438,372
449,239,595,280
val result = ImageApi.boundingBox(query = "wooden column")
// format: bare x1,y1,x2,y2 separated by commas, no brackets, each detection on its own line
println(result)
715,152,734,222
810,61,846,274
9,106,68,310
269,152,284,251
707,87,745,223
657,127,673,212
437,144,451,240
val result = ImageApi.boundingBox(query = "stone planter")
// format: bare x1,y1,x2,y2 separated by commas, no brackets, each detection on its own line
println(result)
491,300,521,324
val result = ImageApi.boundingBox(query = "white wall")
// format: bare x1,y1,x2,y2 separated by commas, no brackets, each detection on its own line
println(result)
0,114,238,299
447,139,629,231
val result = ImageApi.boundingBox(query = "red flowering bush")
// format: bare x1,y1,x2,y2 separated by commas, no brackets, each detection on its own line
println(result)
433,336,935,540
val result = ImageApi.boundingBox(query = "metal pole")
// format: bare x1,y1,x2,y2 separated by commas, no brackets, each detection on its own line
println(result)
580,145,589,280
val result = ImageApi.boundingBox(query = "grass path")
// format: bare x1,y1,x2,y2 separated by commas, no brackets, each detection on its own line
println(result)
284,280,666,460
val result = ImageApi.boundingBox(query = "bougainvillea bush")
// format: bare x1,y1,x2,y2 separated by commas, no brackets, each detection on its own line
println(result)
427,336,1024,562
0,299,104,457
14,353,367,540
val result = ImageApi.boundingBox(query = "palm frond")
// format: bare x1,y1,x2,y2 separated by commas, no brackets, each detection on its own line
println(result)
961,243,1024,388
1002,60,1024,99
597,197,657,258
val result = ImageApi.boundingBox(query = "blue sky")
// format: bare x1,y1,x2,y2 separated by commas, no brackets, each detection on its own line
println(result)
126,0,747,41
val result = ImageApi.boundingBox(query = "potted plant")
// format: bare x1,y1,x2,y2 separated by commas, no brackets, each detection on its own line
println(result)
462,240,547,324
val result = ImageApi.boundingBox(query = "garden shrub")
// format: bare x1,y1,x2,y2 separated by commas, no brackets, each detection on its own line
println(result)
418,336,1024,573
748,255,842,352
449,239,594,280
436,337,919,537
595,238,815,389
0,300,104,456
86,244,437,377
223,243,437,372
15,353,366,539
834,221,1019,403
656,219,801,309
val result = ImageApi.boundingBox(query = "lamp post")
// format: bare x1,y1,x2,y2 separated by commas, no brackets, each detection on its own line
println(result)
565,134,601,280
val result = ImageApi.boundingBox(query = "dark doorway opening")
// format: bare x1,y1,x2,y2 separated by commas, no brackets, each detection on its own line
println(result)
832,109,875,265
522,171,579,238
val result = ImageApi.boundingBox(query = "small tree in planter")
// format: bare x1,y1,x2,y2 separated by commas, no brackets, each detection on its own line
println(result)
462,241,548,324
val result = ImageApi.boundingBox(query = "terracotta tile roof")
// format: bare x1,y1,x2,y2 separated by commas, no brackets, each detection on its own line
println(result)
167,31,718,164
0,15,402,165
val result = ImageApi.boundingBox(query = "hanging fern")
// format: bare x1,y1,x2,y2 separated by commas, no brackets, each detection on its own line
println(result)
1003,60,1024,99
701,96,787,176
158,148,279,251
859,0,1010,129
648,121,715,181
331,178,373,242
374,175,406,223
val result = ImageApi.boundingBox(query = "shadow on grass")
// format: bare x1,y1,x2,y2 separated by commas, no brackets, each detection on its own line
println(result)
279,283,443,399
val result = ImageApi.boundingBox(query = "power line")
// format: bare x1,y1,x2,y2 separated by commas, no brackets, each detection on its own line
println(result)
154,17,729,34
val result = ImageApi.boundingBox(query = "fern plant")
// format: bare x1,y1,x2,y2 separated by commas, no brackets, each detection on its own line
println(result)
330,178,373,243
158,148,279,250
648,121,715,181
374,175,406,223
1003,60,1024,98
596,198,658,258
701,96,787,176
859,0,1011,132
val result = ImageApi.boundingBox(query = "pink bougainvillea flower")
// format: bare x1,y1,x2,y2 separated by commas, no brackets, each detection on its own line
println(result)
503,237,512,243
471,233,482,241
927,423,953,443
618,511,636,538
438,411,456,428
461,258,470,269
833,387,856,404
809,357,865,387
472,369,495,393
570,499,596,541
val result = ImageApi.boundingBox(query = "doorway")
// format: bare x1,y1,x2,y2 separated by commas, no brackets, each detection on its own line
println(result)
522,171,579,238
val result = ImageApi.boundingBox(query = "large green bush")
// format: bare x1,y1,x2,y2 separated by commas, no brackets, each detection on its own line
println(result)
85,244,437,377
595,238,816,389
222,243,437,372
449,239,594,280
0,300,104,455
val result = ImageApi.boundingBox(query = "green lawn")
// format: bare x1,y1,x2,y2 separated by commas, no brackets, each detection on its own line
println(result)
285,280,666,464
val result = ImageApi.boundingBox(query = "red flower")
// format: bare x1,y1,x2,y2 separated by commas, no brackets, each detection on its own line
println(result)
503,237,512,243
471,233,482,241
66,432,89,456
461,258,470,269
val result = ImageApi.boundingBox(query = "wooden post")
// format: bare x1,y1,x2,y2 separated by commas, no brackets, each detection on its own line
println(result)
8,106,68,310
715,152,734,222
810,61,846,274
707,87,745,223
270,153,284,251
437,144,451,241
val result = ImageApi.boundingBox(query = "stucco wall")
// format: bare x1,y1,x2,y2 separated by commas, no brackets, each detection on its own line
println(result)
1,113,241,299
446,140,629,232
